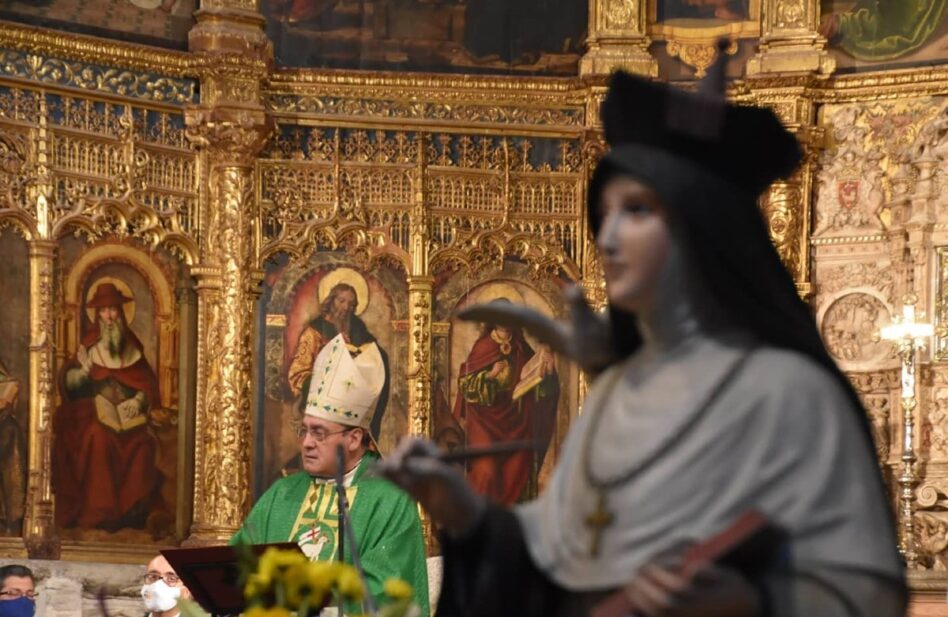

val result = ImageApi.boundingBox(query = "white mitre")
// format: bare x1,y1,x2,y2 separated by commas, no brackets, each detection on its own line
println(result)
304,333,385,431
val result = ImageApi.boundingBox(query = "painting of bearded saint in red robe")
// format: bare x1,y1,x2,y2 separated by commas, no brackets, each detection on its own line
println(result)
54,282,160,531
453,299,560,505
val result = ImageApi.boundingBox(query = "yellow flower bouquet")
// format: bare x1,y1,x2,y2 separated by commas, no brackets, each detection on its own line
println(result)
177,546,418,617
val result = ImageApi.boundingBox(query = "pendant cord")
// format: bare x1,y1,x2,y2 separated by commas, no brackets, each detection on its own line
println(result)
581,348,754,492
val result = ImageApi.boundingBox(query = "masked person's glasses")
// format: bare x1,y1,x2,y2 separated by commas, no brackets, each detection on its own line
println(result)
295,426,353,442
143,572,181,586
0,590,37,599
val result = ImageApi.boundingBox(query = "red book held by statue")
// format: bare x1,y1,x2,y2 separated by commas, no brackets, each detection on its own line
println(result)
590,511,787,617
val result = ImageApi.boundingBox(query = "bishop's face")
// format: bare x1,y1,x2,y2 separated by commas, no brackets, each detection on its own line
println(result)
596,176,672,315
298,416,361,477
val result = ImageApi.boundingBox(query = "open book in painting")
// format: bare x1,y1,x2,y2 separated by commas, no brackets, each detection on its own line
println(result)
95,393,147,433
513,350,552,401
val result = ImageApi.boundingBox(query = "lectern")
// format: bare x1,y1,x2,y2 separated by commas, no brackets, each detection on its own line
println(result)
161,543,303,617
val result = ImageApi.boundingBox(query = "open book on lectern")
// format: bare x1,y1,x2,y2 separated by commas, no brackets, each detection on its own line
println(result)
161,543,303,617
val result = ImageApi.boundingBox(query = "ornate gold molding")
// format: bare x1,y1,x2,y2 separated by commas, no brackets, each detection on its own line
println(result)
0,49,198,105
746,0,834,76
666,37,738,78
268,95,584,131
266,73,588,133
0,22,195,79
271,69,586,94
199,0,257,11
581,0,657,77
189,13,271,62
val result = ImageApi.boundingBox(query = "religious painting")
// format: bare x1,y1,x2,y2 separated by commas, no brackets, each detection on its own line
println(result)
433,266,576,507
657,0,749,22
265,0,587,75
0,229,29,538
55,238,183,544
820,0,948,72
0,0,196,49
256,252,407,498
431,335,463,454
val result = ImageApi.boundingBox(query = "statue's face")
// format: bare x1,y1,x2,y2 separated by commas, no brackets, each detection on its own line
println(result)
595,176,671,315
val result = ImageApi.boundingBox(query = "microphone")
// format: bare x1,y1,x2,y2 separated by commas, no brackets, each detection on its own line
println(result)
335,444,378,617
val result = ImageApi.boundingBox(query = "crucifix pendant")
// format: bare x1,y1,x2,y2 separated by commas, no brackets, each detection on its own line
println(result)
584,490,614,558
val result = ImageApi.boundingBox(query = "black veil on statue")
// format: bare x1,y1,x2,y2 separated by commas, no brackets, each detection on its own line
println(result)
590,40,883,473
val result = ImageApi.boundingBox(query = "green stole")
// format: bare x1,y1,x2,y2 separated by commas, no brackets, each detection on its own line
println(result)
232,453,430,617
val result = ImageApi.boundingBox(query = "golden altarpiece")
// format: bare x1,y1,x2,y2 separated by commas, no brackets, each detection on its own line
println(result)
1,0,948,612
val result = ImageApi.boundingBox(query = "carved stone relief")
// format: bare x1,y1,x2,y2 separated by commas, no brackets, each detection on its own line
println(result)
863,393,892,463
815,100,941,238
906,99,948,220
847,370,898,465
817,262,896,302
820,291,892,365
924,389,948,460
815,107,886,237
916,480,948,569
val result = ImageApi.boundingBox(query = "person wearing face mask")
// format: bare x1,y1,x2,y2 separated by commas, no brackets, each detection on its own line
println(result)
377,40,907,617
0,565,36,617
141,554,193,617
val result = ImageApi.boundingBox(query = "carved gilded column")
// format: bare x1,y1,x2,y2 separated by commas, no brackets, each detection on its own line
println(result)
23,102,58,558
24,240,58,558
407,136,436,552
578,129,608,405
185,117,270,543
407,274,435,553
750,90,822,297
746,0,834,75
580,128,607,311
176,272,198,540
581,0,658,77
407,279,433,439
184,0,272,541
407,135,433,440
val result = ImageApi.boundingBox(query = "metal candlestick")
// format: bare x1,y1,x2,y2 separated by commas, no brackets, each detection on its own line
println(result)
881,297,933,569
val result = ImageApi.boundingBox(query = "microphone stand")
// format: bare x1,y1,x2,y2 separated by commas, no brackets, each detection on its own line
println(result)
335,444,379,617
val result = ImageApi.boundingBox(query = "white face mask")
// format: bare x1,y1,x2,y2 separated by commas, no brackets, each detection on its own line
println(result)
141,580,181,613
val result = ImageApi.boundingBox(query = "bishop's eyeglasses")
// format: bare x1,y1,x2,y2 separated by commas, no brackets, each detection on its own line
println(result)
295,426,353,442
143,572,181,586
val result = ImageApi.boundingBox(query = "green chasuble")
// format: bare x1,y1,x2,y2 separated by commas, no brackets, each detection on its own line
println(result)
232,453,430,617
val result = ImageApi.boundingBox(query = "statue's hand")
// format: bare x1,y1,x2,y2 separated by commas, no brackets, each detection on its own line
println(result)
562,285,618,375
375,437,485,536
456,285,617,376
